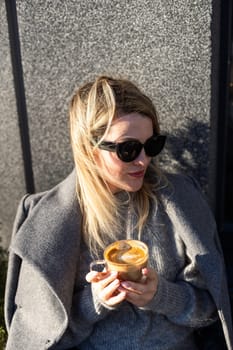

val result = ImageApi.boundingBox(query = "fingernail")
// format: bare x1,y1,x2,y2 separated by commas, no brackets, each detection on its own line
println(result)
113,279,120,286
141,275,147,283
121,281,130,288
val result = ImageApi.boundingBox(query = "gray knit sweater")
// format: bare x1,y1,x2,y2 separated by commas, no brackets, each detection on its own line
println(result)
57,176,217,350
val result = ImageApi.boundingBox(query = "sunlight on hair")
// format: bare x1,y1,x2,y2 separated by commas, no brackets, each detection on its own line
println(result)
69,76,166,257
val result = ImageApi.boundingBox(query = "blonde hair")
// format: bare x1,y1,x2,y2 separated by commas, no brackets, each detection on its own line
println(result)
69,76,164,257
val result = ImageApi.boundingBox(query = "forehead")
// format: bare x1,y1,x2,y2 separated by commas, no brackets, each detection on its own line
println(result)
107,113,153,138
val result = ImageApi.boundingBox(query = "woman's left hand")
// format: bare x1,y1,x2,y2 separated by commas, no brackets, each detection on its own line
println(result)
118,267,158,307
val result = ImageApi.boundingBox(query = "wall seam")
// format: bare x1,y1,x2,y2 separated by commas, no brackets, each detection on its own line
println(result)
5,0,35,194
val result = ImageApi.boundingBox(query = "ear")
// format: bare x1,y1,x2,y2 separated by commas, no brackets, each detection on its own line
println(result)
93,147,102,165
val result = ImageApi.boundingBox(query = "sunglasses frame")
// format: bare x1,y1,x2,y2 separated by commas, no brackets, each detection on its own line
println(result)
97,134,166,162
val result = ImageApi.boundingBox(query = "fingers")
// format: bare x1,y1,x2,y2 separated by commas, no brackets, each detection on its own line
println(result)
119,281,143,295
119,267,159,307
86,270,126,306
97,271,118,288
98,279,126,305
142,267,158,281
85,267,158,308
107,290,126,306
86,270,109,283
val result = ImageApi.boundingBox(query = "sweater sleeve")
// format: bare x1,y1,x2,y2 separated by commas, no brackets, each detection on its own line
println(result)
141,174,221,328
142,269,217,328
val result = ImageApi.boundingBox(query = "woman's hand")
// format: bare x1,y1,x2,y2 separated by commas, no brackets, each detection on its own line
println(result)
118,267,158,307
86,270,127,307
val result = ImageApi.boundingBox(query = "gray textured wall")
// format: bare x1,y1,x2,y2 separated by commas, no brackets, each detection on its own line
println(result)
0,1,26,249
0,0,218,248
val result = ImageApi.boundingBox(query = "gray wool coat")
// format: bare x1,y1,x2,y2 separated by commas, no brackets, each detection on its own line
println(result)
4,170,233,349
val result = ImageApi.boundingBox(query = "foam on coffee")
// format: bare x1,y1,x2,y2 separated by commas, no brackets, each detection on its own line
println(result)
106,240,146,265
90,239,148,281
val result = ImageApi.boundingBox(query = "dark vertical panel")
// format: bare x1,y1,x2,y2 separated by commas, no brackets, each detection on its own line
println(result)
215,0,233,295
5,0,35,194
215,0,232,231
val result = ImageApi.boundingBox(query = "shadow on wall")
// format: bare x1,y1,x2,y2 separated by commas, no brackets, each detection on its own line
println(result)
161,119,210,191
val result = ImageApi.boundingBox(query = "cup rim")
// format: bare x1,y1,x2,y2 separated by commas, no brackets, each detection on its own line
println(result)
104,239,148,266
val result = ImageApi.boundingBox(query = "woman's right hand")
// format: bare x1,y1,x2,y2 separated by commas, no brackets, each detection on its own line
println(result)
86,270,126,307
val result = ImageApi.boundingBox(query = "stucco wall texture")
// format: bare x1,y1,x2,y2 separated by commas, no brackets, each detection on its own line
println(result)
0,0,217,247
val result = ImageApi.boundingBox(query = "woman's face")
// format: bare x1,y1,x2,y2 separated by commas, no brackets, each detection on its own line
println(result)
95,113,153,193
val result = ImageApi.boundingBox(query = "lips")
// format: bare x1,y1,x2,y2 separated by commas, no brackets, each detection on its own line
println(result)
128,170,145,178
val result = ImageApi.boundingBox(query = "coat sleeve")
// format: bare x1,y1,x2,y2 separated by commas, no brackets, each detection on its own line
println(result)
4,192,114,349
4,193,72,350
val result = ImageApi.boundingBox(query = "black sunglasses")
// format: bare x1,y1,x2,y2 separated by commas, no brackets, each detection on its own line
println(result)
97,134,166,162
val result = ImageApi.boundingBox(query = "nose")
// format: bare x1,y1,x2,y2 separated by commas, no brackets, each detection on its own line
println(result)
133,148,150,165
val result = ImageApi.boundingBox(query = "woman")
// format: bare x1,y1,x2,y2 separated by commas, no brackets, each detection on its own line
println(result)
5,76,233,349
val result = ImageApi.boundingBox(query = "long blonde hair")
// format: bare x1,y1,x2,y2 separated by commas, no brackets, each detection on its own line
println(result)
69,76,164,256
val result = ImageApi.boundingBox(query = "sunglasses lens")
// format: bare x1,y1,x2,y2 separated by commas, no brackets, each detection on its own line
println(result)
117,141,142,162
145,135,166,157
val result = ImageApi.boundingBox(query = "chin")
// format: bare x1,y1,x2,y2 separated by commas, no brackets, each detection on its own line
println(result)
125,181,144,193
127,186,143,193
110,179,144,193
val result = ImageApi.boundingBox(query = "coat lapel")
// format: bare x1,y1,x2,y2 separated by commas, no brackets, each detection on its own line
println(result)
10,170,82,311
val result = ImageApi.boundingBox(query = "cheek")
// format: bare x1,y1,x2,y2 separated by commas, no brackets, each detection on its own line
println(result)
96,150,125,176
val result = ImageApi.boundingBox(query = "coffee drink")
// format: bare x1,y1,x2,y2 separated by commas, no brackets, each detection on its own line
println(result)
91,239,148,282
